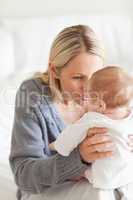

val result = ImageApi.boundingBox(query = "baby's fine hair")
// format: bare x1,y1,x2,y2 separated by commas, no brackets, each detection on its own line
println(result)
88,66,133,109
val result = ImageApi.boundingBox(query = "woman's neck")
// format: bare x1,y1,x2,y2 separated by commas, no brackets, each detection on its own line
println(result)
54,100,86,124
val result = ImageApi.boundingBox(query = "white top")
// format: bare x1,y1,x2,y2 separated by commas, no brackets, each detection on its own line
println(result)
53,111,133,189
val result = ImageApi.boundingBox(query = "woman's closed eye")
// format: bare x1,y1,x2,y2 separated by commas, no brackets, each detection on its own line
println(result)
72,76,84,79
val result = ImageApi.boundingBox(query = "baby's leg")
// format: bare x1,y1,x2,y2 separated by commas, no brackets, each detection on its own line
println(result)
82,168,119,200
117,182,133,200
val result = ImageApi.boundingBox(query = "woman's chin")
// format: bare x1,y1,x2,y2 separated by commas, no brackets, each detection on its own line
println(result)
72,98,83,105
74,98,88,107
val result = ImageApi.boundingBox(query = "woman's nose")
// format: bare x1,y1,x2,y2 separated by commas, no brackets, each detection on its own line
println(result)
80,84,89,97
82,78,89,90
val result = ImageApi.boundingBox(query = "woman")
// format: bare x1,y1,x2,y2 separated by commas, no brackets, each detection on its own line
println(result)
9,25,133,200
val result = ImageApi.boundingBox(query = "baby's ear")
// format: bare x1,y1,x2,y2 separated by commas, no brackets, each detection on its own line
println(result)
97,99,106,113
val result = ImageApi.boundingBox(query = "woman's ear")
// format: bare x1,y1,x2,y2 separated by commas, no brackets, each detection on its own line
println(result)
49,62,59,79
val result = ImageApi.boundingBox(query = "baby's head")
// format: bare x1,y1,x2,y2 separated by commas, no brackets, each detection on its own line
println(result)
86,66,133,116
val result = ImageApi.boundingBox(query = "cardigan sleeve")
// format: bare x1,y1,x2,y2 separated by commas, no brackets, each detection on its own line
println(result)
9,80,88,194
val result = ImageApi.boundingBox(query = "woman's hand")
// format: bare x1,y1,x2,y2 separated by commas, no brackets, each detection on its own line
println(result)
128,135,133,152
78,127,115,163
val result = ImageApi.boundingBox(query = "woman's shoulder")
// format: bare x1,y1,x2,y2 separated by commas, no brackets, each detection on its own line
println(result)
18,77,50,94
16,77,53,110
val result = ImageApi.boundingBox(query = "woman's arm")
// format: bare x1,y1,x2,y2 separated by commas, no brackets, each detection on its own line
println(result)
48,139,88,182
9,81,88,193
9,111,88,193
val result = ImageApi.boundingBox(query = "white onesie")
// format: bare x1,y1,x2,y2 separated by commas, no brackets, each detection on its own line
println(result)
53,111,133,189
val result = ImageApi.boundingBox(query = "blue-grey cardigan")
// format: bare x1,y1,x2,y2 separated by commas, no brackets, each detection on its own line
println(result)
9,78,88,199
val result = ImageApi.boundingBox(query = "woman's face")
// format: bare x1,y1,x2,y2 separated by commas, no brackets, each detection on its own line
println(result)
59,52,104,104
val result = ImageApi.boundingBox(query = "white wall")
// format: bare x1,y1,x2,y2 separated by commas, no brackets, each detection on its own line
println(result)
0,0,133,17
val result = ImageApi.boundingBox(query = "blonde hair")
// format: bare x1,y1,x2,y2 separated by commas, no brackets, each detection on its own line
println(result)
35,25,105,101
88,66,133,109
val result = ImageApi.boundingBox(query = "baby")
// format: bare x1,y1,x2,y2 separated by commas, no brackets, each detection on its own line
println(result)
49,66,133,199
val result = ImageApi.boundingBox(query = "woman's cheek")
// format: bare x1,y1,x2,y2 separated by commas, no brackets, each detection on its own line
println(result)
69,82,83,101
62,79,83,101
70,81,81,93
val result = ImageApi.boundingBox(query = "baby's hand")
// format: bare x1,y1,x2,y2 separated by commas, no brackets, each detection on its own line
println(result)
48,142,55,150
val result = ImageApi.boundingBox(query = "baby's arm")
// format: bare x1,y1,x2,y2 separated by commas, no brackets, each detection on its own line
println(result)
53,122,88,156
52,111,100,156
48,113,95,181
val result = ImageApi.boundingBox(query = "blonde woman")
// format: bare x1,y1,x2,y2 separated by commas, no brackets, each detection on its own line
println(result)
9,25,133,200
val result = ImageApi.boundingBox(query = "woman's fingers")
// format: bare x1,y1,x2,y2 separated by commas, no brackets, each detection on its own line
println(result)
86,141,115,153
87,127,108,136
85,133,112,146
86,151,114,162
79,127,115,163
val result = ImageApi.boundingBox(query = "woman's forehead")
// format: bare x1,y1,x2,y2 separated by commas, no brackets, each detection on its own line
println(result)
64,63,103,77
63,53,103,75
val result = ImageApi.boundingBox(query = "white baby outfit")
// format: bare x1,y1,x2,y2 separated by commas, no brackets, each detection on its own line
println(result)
53,111,133,190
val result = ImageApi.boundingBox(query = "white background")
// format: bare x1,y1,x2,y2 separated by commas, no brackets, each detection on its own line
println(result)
0,1,133,199
0,0,133,17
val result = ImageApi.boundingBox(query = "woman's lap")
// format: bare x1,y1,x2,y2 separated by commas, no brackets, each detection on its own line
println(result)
22,179,120,200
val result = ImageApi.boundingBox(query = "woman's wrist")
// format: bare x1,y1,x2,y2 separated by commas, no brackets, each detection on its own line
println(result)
77,146,91,166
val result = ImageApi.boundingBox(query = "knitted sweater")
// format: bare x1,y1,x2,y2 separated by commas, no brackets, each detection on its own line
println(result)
9,78,88,200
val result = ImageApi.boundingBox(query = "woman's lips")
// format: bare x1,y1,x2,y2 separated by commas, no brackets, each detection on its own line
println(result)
81,96,90,101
